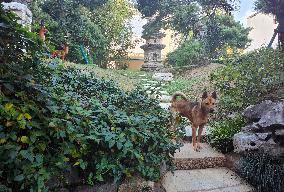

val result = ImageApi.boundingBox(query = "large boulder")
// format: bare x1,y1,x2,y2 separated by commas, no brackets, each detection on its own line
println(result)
234,100,284,157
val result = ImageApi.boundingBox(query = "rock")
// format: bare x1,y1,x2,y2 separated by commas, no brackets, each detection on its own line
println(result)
152,73,173,81
74,182,118,192
2,2,32,30
159,103,171,110
243,100,279,121
118,176,155,192
233,132,272,152
257,102,284,128
234,101,284,157
46,169,80,189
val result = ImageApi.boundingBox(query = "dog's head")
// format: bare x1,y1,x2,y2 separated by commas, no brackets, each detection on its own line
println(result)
201,91,217,113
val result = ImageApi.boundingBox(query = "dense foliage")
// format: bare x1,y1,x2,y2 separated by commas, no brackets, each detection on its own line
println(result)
31,0,134,67
237,152,284,192
139,0,250,65
206,115,246,153
0,7,180,191
211,48,284,115
136,0,237,36
254,0,284,20
204,14,250,59
166,40,207,68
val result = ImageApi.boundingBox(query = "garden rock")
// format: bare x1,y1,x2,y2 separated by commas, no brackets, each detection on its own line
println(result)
234,100,284,157
118,175,155,192
2,2,32,30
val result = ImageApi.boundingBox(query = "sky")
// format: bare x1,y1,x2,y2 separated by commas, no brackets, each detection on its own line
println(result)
233,0,256,26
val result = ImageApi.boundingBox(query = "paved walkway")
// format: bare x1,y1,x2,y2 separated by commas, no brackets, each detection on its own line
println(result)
161,143,254,192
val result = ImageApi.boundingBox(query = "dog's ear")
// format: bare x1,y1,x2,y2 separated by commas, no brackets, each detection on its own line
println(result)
211,91,217,99
201,91,208,99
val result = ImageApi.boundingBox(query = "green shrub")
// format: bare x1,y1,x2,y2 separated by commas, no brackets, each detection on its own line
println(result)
206,115,246,153
166,40,208,68
237,152,284,192
1,63,180,191
0,7,180,191
211,48,284,115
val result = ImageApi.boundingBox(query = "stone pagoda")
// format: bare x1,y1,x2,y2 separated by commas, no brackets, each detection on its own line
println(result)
140,32,166,71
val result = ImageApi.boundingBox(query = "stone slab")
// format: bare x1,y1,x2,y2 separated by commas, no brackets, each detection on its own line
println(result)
153,72,174,81
174,143,224,159
162,168,254,192
159,103,171,110
173,143,226,169
160,95,172,102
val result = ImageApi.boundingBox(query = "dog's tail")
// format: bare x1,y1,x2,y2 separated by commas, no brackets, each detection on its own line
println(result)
171,92,188,102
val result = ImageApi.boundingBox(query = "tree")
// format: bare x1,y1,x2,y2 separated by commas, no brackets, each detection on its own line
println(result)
30,0,134,67
204,14,251,59
255,0,284,51
136,0,237,37
136,0,250,62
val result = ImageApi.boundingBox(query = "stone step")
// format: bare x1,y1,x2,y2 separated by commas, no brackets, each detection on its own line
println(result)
162,168,254,192
159,103,171,110
159,95,172,102
173,143,226,170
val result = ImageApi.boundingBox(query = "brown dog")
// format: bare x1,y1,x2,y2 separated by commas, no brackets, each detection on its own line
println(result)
170,91,217,151
51,43,69,61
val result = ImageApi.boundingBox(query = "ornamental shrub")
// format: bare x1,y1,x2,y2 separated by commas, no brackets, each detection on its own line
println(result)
211,48,284,115
236,152,284,192
206,114,246,153
166,40,208,68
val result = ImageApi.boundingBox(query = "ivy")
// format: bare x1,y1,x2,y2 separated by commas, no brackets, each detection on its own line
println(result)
0,5,180,191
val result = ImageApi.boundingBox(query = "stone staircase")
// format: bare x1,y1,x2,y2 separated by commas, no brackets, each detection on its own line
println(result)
162,143,254,192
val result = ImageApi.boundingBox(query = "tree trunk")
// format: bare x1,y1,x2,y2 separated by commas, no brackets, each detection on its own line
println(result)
277,16,284,51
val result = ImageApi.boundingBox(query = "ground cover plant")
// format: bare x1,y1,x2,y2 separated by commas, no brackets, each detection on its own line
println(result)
211,48,284,115
237,152,284,192
206,48,284,152
66,62,152,91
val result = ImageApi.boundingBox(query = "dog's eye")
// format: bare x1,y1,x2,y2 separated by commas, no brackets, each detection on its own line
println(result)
205,103,209,105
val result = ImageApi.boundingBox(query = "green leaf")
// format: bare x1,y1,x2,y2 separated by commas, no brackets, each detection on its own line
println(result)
20,150,34,162
14,174,24,182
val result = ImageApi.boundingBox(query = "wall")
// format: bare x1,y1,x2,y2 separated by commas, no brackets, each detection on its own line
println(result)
246,13,278,52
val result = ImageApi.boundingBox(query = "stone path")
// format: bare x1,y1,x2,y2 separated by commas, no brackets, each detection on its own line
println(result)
162,143,254,192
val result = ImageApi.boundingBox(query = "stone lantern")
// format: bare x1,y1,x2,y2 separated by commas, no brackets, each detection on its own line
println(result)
140,32,166,71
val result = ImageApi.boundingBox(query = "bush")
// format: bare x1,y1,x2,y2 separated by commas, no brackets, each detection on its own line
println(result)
166,40,208,68
206,115,246,153
237,152,284,192
0,7,180,191
211,48,284,115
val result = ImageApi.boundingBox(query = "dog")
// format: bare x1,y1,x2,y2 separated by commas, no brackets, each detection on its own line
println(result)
170,91,217,151
51,43,69,61
39,20,48,41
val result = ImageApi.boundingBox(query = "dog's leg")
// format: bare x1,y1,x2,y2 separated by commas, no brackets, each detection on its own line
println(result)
197,124,204,150
192,125,197,151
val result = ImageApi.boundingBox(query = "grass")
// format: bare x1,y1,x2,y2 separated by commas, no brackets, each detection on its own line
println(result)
65,62,152,91
163,63,223,99
65,62,222,98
